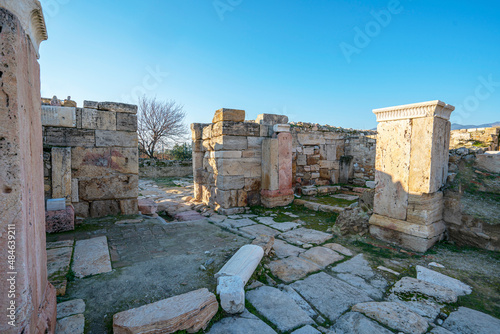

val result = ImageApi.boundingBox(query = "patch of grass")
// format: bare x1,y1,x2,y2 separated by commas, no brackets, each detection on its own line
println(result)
151,177,182,188
66,268,76,282
302,195,357,207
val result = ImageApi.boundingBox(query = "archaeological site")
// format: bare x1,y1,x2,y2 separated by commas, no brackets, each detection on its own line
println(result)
1,1,499,334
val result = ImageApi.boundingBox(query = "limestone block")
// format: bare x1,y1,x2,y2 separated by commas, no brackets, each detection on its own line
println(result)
278,132,293,191
319,160,339,169
95,130,138,147
73,202,90,218
213,150,242,158
113,288,218,334
213,108,245,123
273,123,290,133
46,205,75,233
255,113,289,125
407,192,443,225
248,136,264,149
212,121,260,137
261,192,295,208
191,123,210,140
475,151,500,173
119,199,138,215
297,133,325,146
244,177,261,191
90,200,121,217
71,179,79,203
116,112,137,131
215,158,261,177
373,119,412,220
260,124,272,137
83,100,98,109
138,198,157,215
202,124,213,140
216,189,238,209
242,149,261,158
217,276,245,314
192,140,204,152
98,101,137,114
52,147,72,199
81,108,116,130
237,189,248,207
75,108,83,128
262,138,279,191
71,147,138,178
297,154,307,166
215,245,264,285
213,135,248,151
41,106,76,127
44,127,95,147
79,175,138,201
369,214,445,239
216,175,245,190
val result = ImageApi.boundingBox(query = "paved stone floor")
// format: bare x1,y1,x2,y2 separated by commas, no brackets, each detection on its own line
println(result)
47,177,500,333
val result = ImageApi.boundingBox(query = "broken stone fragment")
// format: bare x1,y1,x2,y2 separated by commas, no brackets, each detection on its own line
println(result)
138,198,157,215
113,288,218,334
217,276,245,314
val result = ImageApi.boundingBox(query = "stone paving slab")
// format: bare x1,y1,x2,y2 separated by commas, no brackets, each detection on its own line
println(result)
416,265,472,296
291,272,373,321
443,307,500,334
47,246,73,279
336,273,386,300
269,221,300,232
239,224,281,238
72,236,112,278
391,277,457,303
331,254,374,279
331,194,359,201
57,299,86,319
56,314,85,334
279,228,332,246
281,286,318,318
387,294,441,321
268,256,322,283
246,286,314,332
352,302,428,334
291,325,321,334
208,309,277,334
323,243,353,256
299,247,344,268
225,218,257,228
47,239,74,249
273,239,305,258
332,311,393,334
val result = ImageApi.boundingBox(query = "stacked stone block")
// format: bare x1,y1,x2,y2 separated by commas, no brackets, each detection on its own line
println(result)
290,123,376,187
449,126,499,151
369,100,454,252
42,100,139,221
192,110,289,214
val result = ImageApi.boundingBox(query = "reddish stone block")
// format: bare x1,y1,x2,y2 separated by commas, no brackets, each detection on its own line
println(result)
46,205,75,233
138,199,158,215
175,210,204,221
278,132,293,191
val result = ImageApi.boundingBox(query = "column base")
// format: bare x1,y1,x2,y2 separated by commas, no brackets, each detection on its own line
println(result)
369,214,445,252
261,189,294,208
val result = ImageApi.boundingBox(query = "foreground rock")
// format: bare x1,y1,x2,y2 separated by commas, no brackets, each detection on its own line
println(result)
208,309,276,334
443,307,500,334
246,286,314,332
268,256,321,283
279,228,332,246
332,312,393,334
416,265,472,296
56,314,85,334
299,247,344,268
113,288,218,333
352,302,428,334
291,272,373,321
56,299,86,319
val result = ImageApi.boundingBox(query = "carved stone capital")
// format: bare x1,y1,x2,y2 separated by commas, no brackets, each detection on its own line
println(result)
373,100,455,122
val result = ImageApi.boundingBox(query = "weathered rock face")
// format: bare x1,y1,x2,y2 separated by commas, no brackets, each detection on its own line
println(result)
0,4,56,332
370,100,454,252
113,288,218,334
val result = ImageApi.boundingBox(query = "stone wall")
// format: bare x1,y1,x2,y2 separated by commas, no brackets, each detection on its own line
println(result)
139,159,193,178
449,126,500,151
290,123,376,188
0,2,56,332
443,148,500,251
42,99,139,219
192,110,290,214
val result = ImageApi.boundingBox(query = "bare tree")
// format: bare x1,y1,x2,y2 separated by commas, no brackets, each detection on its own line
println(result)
137,96,187,158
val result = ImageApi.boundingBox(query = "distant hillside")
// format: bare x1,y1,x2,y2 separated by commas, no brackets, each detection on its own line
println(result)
451,121,500,130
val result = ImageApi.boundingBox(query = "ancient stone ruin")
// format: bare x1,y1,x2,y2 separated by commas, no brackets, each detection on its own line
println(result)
42,99,139,231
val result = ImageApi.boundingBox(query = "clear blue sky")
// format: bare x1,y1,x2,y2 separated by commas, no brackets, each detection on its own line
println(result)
39,0,500,131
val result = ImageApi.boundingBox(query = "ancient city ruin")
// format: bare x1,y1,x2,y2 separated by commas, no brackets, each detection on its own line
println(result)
1,1,499,334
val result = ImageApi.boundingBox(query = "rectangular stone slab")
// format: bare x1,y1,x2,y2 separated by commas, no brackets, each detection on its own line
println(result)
113,288,218,334
72,236,112,278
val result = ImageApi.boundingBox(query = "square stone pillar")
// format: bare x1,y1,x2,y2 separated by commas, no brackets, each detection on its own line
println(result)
369,100,454,252
261,124,294,207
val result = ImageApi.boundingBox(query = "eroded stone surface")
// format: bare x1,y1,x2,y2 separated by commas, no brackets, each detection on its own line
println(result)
72,236,112,278
332,311,393,334
291,325,321,334
56,299,86,319
217,276,245,314
268,257,321,283
323,243,353,256
291,272,373,321
273,239,305,258
208,309,276,334
225,218,257,228
391,276,457,303
240,224,281,238
279,228,332,246
299,247,344,268
352,302,428,334
416,265,472,296
113,288,218,334
269,221,300,232
331,254,374,279
442,307,500,334
56,314,85,334
246,286,314,332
